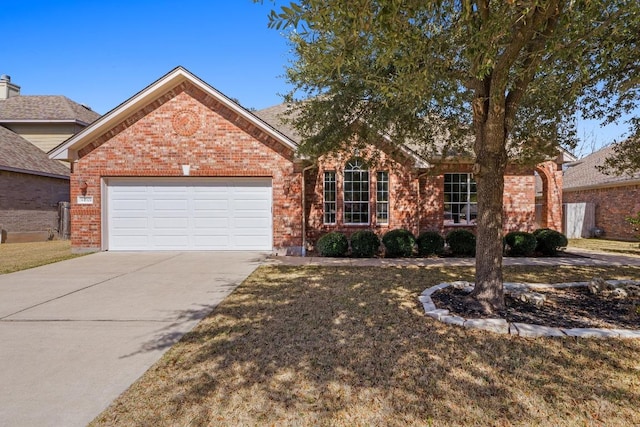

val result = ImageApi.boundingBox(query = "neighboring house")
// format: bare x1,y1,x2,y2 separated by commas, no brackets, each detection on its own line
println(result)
563,143,640,241
0,74,100,242
0,126,71,242
0,74,100,153
50,67,563,254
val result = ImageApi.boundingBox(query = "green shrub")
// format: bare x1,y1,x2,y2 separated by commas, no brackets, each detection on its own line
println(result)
626,212,640,247
416,231,444,256
533,228,568,256
350,230,380,257
504,231,537,256
382,229,416,258
446,229,476,257
316,231,348,257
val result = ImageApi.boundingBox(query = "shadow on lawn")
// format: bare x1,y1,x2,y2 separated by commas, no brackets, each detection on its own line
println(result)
98,265,640,426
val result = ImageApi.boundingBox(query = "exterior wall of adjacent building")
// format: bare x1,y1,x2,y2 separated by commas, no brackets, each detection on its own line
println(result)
2,122,84,153
563,183,640,241
0,170,69,240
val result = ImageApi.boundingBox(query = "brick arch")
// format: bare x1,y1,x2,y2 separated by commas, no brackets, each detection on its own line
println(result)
535,161,563,231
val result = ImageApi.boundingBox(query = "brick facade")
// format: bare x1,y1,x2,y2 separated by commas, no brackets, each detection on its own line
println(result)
0,170,69,235
65,69,560,254
564,184,640,241
535,160,563,231
304,151,542,250
71,83,302,252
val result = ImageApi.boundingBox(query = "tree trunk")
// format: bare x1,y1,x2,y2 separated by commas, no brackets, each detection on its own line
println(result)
469,127,508,313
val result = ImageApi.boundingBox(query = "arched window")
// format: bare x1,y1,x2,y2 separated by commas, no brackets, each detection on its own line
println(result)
343,158,369,224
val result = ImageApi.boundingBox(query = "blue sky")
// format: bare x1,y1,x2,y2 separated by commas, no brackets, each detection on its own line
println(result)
4,0,633,157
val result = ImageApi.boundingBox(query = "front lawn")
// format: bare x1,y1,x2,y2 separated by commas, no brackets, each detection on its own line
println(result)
569,238,640,256
0,240,81,274
92,265,640,426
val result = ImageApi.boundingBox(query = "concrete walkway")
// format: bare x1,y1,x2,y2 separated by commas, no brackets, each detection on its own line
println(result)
270,247,640,267
0,251,266,427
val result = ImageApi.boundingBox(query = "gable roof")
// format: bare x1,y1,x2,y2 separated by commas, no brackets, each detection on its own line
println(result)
49,67,298,161
0,95,100,125
0,126,69,178
255,102,431,168
563,143,640,191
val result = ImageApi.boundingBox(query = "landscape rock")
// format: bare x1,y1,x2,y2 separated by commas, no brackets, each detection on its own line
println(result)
588,277,608,294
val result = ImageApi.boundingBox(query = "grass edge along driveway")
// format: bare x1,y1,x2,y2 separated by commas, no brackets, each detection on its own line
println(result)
91,264,640,427
0,240,82,275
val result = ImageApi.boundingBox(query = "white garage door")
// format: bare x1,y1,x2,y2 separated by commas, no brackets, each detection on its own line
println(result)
106,178,272,251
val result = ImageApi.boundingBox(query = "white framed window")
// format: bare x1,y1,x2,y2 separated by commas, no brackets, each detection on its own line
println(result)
376,171,389,224
323,171,337,224
343,158,369,224
444,173,477,225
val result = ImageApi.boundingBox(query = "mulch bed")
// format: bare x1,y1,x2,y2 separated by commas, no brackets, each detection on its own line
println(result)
431,286,640,329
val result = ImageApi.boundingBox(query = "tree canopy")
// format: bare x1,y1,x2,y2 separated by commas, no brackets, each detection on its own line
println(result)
262,0,640,311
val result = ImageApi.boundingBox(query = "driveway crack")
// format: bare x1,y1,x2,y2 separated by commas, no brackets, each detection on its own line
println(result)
0,252,184,321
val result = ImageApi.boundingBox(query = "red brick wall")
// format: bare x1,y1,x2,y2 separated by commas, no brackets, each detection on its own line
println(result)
304,150,420,247
535,161,563,231
71,83,301,252
0,170,69,234
305,156,538,249
564,184,640,241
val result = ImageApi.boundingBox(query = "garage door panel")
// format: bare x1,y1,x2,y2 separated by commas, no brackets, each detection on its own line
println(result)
107,179,272,251
193,217,229,228
153,217,189,229
111,217,148,229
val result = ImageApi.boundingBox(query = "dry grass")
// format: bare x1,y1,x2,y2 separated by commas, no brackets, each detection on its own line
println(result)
92,265,640,427
0,240,82,274
569,238,640,256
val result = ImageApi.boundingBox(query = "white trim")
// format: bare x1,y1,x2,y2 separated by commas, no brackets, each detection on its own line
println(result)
49,67,298,161
101,178,108,251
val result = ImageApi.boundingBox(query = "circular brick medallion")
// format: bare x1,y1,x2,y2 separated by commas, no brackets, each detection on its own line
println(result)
172,110,200,136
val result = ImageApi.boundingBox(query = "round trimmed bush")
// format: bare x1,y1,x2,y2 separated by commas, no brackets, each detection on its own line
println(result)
533,228,568,256
446,229,476,257
417,231,444,256
382,229,416,258
316,231,348,257
350,230,380,258
504,231,537,256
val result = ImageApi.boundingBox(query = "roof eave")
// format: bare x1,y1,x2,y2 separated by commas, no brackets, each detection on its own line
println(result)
0,165,69,179
564,178,640,192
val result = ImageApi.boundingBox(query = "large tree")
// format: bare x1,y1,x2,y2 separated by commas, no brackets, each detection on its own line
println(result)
263,0,640,312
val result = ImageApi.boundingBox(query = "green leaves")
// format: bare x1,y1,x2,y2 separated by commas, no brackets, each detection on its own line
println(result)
262,0,639,167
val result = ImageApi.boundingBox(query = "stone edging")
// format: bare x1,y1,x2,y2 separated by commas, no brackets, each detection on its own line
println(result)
420,281,640,339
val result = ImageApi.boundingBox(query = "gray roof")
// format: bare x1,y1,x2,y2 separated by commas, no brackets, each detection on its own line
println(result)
0,95,100,124
563,143,640,190
0,126,69,177
254,103,302,143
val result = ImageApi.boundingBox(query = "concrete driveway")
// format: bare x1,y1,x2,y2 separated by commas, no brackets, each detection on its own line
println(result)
0,251,266,427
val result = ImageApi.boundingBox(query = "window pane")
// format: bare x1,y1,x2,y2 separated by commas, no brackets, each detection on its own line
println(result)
444,173,477,225
323,171,337,224
376,171,389,223
344,159,370,224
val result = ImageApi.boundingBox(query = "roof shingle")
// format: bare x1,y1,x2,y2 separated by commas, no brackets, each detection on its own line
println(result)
0,95,100,124
563,143,640,190
0,126,70,177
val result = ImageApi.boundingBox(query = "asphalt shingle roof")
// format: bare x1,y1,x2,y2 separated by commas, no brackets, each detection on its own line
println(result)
563,143,640,190
0,95,100,124
0,126,70,177
254,103,302,143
